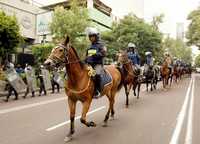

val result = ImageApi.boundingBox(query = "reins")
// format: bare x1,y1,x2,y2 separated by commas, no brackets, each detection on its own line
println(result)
50,44,93,94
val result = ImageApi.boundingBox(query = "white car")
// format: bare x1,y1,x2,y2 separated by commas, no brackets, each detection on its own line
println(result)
196,67,200,73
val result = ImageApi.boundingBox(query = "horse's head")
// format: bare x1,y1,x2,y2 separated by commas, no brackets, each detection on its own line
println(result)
44,36,70,67
117,50,129,64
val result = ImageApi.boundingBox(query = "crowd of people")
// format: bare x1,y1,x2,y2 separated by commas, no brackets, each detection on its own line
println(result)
0,62,63,102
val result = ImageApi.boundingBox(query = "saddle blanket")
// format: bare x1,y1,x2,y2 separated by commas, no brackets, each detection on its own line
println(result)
100,70,112,90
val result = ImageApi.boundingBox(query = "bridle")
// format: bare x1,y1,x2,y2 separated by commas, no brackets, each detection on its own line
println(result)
48,44,81,65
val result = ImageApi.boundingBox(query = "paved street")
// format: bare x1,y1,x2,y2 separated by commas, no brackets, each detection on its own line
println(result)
0,74,199,144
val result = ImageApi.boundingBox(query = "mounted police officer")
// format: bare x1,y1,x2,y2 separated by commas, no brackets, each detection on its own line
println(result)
164,52,173,74
127,42,141,75
85,27,107,98
145,51,154,67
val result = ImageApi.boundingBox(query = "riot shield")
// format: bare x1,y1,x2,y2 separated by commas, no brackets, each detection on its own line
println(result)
53,74,64,87
41,69,51,90
25,69,37,92
6,71,27,93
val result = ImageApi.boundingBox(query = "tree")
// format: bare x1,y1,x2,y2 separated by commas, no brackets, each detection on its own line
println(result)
163,37,193,64
195,54,200,67
152,14,164,31
50,0,90,58
0,11,21,62
32,43,55,63
186,6,200,49
102,14,163,64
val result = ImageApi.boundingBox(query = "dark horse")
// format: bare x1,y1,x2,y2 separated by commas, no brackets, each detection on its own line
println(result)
44,36,122,142
118,51,141,107
173,64,181,83
143,65,159,91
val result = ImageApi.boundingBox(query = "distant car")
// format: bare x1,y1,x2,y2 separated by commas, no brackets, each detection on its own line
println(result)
196,67,200,73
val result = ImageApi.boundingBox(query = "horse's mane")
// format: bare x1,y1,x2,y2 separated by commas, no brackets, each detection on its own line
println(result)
70,46,85,68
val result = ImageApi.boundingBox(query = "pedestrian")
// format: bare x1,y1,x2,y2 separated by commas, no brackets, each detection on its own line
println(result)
37,65,46,96
85,27,107,98
23,64,35,98
51,67,60,93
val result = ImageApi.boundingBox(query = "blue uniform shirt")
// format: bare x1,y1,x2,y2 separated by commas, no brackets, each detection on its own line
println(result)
127,52,140,65
86,40,106,66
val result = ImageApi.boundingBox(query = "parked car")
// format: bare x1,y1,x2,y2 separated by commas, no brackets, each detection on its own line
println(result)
196,67,200,73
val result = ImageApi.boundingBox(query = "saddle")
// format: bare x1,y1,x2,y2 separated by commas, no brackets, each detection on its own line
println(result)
87,65,112,92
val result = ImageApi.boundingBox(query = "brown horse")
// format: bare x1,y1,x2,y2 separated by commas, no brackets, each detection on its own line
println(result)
160,60,172,88
44,36,122,141
118,51,141,107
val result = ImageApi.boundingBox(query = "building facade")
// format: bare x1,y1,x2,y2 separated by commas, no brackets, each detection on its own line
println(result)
35,0,113,43
0,0,41,41
176,22,184,41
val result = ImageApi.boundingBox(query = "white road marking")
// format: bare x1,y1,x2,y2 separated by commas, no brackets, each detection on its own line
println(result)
169,78,193,144
46,106,106,131
0,97,67,115
185,78,195,144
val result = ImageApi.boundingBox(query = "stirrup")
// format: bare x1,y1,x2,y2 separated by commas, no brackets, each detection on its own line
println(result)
93,90,101,99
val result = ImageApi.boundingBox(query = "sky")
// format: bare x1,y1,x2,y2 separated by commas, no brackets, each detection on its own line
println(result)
34,0,200,54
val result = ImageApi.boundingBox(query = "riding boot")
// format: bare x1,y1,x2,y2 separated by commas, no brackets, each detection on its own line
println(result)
93,75,101,99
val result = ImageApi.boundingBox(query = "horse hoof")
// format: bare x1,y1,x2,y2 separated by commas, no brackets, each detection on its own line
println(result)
89,121,96,127
102,122,108,127
64,136,73,142
110,116,115,121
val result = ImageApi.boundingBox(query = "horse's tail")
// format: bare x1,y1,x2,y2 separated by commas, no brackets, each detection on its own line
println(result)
116,66,124,91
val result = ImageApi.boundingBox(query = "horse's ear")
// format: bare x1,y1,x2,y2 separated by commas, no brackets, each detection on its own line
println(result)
64,35,70,45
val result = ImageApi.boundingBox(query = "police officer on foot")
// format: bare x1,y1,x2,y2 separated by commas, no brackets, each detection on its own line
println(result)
37,65,47,96
85,27,107,99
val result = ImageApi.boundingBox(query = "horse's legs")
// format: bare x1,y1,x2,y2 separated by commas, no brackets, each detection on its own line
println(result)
65,99,76,141
104,92,116,126
110,95,115,118
137,83,141,99
126,84,132,107
124,84,129,107
133,83,137,96
80,100,96,127
146,80,149,92
150,79,153,91
163,77,165,89
170,75,173,86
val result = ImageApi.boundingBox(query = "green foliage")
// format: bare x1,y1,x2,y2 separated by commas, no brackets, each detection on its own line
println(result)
163,37,193,64
50,0,90,58
0,11,22,59
195,54,200,67
32,43,55,63
186,7,200,49
102,14,163,64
